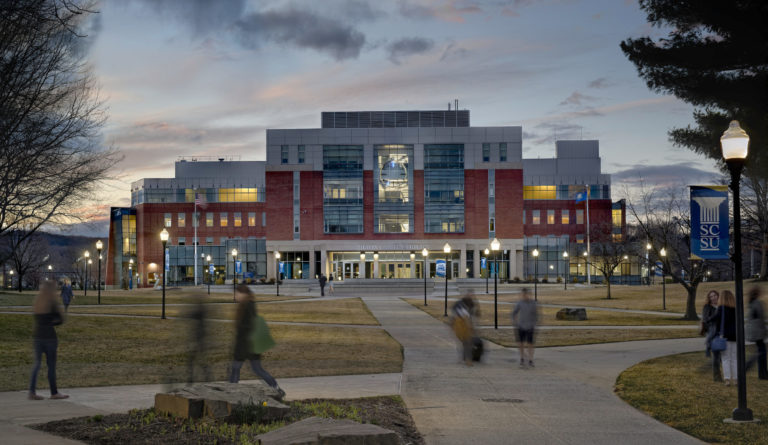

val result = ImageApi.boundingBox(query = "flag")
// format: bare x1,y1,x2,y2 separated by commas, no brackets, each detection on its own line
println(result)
574,188,587,203
195,193,200,206
195,192,207,209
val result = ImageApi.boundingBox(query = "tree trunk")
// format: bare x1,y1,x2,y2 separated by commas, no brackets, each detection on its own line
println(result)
684,285,699,320
17,273,22,292
605,277,612,299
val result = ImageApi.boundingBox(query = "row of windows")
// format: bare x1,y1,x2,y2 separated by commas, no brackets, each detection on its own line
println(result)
163,212,265,228
280,142,508,165
482,142,507,162
281,145,306,164
524,209,584,225
523,185,610,200
133,187,263,205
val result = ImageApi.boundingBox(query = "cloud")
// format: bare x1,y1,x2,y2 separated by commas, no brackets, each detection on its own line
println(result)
397,0,482,23
339,0,387,21
135,0,248,35
587,77,611,89
387,37,435,64
440,41,470,61
559,91,597,106
236,9,366,60
525,121,585,145
611,163,721,189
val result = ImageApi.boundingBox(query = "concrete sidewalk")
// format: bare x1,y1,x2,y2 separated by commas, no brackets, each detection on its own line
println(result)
363,296,704,445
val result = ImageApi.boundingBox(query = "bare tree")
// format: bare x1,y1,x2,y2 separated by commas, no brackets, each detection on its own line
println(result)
2,229,49,292
742,175,767,279
0,0,118,263
587,221,637,300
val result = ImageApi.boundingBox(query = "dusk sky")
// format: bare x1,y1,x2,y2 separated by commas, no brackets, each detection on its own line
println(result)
78,0,722,236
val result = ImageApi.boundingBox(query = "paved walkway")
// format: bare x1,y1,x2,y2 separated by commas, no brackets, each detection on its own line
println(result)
0,295,708,444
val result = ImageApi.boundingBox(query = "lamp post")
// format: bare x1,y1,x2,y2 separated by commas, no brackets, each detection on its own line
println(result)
421,248,428,306
96,240,103,304
721,120,753,421
623,255,629,285
206,255,212,295
563,251,569,290
443,243,451,317
275,251,281,296
47,265,52,280
160,228,168,319
646,243,652,286
484,248,490,294
231,248,238,302
83,250,89,297
660,248,666,310
532,249,539,301
9,270,13,290
491,238,500,329
582,251,588,284
129,259,133,290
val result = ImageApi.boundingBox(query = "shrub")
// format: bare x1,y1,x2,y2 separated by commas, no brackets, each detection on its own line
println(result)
556,276,563,283
541,277,549,284
513,276,521,283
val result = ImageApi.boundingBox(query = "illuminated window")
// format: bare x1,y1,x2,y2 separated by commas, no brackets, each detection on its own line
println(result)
206,213,213,227
248,212,256,226
234,212,242,227
562,210,570,224
220,212,228,227
164,213,172,228
576,209,584,224
612,233,623,242
612,209,622,229
218,188,259,202
547,210,555,224
489,217,495,232
499,143,507,162
177,213,185,228
576,234,584,244
523,186,556,200
532,210,540,225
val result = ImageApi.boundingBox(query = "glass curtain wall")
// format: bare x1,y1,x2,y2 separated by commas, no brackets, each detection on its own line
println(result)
524,236,569,282
323,145,364,233
374,144,414,233
424,144,464,233
168,238,266,285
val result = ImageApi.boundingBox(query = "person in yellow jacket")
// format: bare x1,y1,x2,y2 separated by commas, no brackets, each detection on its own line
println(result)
451,295,478,366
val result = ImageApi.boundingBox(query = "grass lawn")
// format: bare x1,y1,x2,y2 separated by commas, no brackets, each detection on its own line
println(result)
0,313,401,391
481,328,699,348
5,298,380,326
475,281,768,314
404,299,697,327
616,350,768,444
0,288,305,306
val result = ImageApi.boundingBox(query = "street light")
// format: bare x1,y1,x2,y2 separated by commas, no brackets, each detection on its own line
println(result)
623,255,629,285
231,248,238,302
646,243,652,286
484,248,490,294
160,228,169,319
582,251,588,284
421,248,428,306
275,251,281,296
563,251,569,290
83,250,90,297
129,258,133,290
721,120,752,421
532,248,539,301
443,243,451,317
491,238,500,329
96,240,103,304
47,264,52,280
660,248,667,310
9,270,13,290
206,254,212,295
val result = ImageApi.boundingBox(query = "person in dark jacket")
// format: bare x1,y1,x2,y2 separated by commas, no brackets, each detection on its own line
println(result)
701,290,719,358
229,285,284,397
318,274,327,296
29,281,68,400
710,290,738,386
60,280,73,311
745,287,767,379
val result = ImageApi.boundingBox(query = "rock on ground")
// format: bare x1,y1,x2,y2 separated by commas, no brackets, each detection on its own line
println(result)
256,416,400,445
155,382,288,420
556,307,588,321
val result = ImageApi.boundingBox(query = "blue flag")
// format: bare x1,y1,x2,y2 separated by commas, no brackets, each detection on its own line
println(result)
574,187,587,203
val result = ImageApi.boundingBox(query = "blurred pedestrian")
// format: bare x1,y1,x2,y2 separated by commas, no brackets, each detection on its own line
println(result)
60,279,73,312
28,281,68,400
328,274,335,295
318,274,327,296
512,288,538,368
450,294,477,366
712,290,737,386
187,293,212,383
745,287,767,379
229,284,285,397
701,291,719,357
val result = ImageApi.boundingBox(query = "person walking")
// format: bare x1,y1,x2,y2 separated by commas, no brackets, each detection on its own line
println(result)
328,274,335,295
229,284,285,397
60,280,74,312
187,293,212,384
745,287,767,379
28,281,68,400
712,290,738,386
450,295,477,366
701,290,722,381
512,288,538,368
318,273,327,297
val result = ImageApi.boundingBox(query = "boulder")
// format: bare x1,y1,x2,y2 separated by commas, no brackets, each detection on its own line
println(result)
555,307,587,321
256,416,400,445
155,382,289,420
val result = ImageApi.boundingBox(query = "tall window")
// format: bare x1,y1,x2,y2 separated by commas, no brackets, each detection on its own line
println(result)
489,217,495,232
298,145,305,164
281,145,289,164
532,210,540,225
374,144,414,233
323,145,364,233
562,209,570,224
576,209,584,224
164,213,172,227
206,212,213,227
177,213,185,228
482,143,490,162
499,143,507,162
234,212,242,227
424,144,464,233
547,210,555,224
220,212,228,227
248,212,256,226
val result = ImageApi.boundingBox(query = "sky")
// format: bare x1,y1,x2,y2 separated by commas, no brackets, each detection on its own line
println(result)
72,0,723,236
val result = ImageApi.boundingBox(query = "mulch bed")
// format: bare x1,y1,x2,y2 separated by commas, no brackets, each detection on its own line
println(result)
33,396,424,445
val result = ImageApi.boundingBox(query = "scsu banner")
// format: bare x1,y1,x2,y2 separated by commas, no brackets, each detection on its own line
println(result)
690,185,729,260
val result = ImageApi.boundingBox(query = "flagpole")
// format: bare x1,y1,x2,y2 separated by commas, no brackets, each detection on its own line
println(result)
194,193,198,286
586,185,591,285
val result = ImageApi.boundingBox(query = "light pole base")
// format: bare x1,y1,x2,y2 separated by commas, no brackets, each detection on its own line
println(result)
726,408,756,423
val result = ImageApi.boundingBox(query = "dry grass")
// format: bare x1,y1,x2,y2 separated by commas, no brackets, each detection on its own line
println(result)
616,350,768,444
0,313,401,391
481,328,699,348
404,299,697,327
476,280,768,313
